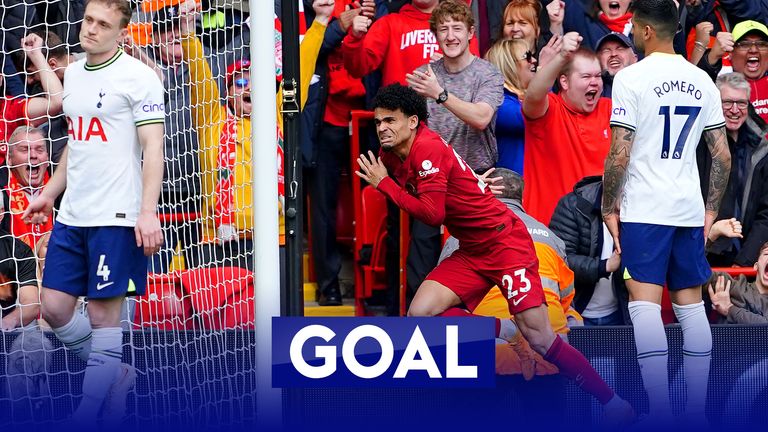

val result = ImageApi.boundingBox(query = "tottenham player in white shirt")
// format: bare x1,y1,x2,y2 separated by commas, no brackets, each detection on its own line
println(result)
23,0,164,425
601,0,731,426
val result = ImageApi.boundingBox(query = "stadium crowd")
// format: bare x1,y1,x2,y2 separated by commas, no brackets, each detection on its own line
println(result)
0,0,765,338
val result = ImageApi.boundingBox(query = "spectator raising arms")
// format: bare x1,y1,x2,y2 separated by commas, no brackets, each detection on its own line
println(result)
522,33,611,225
0,33,64,165
485,39,536,173
699,20,768,123
560,0,633,50
342,0,439,86
180,0,331,273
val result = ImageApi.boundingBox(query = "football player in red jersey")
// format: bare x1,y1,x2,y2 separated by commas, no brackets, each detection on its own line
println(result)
356,83,634,425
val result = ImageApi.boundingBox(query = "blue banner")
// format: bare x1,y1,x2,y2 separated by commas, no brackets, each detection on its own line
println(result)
272,317,496,388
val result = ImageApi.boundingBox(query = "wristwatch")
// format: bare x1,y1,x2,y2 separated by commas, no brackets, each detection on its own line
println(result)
436,89,449,104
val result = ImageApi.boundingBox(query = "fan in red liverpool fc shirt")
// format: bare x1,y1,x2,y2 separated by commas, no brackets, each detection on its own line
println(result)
355,83,635,424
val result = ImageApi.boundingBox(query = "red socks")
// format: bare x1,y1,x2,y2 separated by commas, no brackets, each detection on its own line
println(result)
544,335,614,404
438,307,502,338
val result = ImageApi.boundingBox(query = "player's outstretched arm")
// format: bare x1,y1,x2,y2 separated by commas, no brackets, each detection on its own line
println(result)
703,126,731,237
601,125,635,254
136,123,165,256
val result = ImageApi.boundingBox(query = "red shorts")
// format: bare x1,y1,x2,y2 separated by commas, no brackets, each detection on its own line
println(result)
427,217,545,314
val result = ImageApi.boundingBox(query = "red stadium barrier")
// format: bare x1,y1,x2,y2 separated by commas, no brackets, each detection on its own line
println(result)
135,272,194,330
711,267,757,278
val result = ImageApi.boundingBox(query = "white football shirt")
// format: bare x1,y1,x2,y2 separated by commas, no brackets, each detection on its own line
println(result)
58,49,165,227
610,53,725,227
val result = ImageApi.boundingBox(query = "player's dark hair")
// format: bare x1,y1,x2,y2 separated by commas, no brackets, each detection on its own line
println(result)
85,0,134,28
760,241,768,255
373,84,429,125
630,0,679,40
494,168,524,201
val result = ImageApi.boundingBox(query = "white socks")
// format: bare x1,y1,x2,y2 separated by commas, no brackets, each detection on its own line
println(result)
72,327,123,422
628,300,672,417
673,301,712,416
52,312,93,362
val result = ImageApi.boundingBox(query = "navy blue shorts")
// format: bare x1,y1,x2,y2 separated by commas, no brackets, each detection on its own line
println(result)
42,222,147,298
620,222,711,290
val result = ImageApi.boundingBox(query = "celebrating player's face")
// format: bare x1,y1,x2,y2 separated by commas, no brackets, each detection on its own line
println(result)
80,2,127,56
435,19,473,60
8,131,49,189
560,56,603,114
731,35,768,81
373,108,417,152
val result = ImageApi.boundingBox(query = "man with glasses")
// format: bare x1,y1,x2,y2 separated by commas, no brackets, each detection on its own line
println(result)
698,72,768,268
699,20,768,123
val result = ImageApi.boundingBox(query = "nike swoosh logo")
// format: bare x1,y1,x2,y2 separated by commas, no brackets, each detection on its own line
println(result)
512,295,528,307
96,281,114,290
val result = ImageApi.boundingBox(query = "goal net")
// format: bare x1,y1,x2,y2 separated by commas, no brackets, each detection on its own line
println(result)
0,0,271,427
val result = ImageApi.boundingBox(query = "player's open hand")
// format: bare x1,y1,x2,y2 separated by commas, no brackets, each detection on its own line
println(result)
135,212,163,256
602,212,621,254
22,193,54,225
708,275,733,316
356,150,388,188
478,168,504,195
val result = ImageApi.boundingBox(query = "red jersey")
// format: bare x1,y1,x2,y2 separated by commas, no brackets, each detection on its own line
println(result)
342,4,439,86
378,126,515,251
0,97,28,163
749,76,768,124
522,93,612,225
